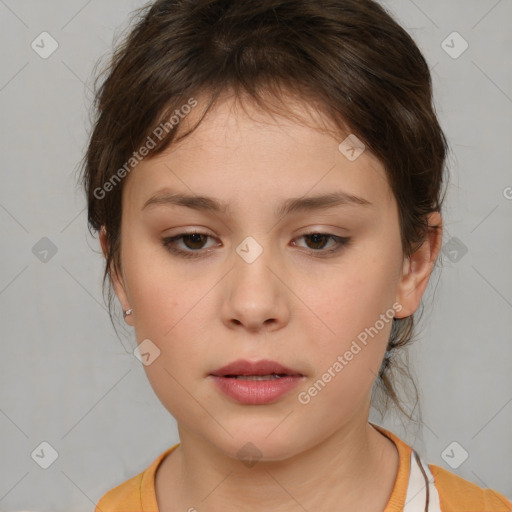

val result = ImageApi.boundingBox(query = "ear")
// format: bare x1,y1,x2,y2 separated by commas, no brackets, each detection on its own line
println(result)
395,212,443,319
99,226,134,326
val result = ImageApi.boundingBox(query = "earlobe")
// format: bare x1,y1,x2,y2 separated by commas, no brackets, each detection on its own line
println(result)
395,212,443,319
99,226,134,326
99,225,108,259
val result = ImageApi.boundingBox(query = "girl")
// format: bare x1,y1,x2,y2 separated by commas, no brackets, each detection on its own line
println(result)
82,0,512,510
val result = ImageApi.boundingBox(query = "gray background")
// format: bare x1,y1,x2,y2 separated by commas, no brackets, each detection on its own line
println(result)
0,0,511,510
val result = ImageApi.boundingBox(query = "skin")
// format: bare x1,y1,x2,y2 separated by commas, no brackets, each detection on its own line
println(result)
100,91,443,511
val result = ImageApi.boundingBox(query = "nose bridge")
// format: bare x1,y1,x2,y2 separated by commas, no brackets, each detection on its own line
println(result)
232,233,278,298
223,233,289,330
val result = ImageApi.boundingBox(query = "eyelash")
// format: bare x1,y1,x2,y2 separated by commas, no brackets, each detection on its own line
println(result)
161,231,352,260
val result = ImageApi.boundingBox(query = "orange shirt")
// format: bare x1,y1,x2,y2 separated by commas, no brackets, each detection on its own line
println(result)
94,422,512,511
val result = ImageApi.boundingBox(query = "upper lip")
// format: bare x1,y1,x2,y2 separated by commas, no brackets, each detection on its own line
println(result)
210,359,304,377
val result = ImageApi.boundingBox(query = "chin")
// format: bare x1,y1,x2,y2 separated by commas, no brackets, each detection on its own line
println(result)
211,427,309,465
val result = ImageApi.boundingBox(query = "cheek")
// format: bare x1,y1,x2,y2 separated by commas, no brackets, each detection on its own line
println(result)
301,257,396,379
127,265,212,421
122,238,194,334
125,254,216,373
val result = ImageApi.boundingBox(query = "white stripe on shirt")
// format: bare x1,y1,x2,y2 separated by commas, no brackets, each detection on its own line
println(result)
403,451,442,512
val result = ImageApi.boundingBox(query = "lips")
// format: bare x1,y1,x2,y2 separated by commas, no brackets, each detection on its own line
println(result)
210,359,304,378
209,359,305,405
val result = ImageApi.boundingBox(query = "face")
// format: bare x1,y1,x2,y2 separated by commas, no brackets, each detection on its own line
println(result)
101,92,441,462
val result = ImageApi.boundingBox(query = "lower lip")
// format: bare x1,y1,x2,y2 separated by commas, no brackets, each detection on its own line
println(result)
210,375,304,405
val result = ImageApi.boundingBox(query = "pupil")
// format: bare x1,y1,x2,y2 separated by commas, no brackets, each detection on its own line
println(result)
307,233,327,249
185,233,206,249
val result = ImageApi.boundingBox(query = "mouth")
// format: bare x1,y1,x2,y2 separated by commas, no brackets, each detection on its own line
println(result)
209,359,305,405
210,359,304,379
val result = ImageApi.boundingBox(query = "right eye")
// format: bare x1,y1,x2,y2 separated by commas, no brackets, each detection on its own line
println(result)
161,231,220,259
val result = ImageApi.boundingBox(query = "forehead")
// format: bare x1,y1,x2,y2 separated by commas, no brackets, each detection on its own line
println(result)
122,91,394,214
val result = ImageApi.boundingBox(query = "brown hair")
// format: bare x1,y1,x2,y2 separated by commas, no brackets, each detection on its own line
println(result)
79,0,449,423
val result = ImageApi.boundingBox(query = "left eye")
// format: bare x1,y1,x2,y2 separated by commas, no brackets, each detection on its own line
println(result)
161,231,351,259
294,232,341,251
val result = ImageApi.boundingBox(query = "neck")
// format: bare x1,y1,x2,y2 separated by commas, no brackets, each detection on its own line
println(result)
160,417,398,511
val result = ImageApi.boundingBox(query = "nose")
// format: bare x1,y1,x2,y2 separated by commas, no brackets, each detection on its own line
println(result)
220,241,291,334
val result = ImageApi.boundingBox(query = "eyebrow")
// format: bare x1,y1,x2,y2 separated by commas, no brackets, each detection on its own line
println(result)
141,189,374,216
